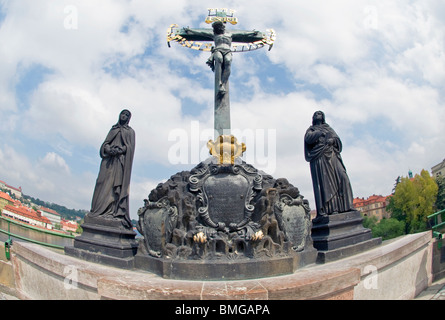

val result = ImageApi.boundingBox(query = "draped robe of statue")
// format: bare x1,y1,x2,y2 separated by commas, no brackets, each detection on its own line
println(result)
89,110,135,228
304,114,354,217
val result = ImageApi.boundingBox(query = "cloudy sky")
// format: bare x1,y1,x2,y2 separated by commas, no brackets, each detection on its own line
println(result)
0,0,444,221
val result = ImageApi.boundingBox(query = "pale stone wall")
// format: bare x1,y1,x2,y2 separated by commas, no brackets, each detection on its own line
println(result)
0,243,16,298
352,232,433,299
432,237,445,281
1,231,434,300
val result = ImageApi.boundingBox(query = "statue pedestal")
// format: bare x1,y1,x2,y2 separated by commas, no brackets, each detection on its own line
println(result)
311,210,382,263
134,246,318,280
65,215,138,269
135,158,317,280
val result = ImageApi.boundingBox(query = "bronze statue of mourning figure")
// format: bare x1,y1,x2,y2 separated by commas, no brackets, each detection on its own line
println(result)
304,110,354,219
65,109,138,269
305,111,381,263
88,109,135,229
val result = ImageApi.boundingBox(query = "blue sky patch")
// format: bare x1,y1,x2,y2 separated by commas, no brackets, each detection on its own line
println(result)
0,3,6,25
15,63,53,110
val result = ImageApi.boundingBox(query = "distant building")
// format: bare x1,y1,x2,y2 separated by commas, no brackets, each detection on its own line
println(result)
0,191,14,212
2,204,52,229
0,180,22,199
353,194,390,221
432,158,445,178
38,206,62,226
61,219,78,233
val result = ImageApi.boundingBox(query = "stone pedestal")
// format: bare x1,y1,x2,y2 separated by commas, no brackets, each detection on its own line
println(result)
134,245,318,280
311,210,381,263
135,158,318,279
10,232,433,300
65,215,138,269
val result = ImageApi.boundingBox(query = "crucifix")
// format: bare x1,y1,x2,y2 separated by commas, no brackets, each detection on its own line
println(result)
167,9,276,163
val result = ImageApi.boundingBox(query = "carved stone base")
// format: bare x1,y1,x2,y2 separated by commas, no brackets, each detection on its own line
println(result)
65,215,138,269
135,158,317,279
311,210,382,263
134,243,318,280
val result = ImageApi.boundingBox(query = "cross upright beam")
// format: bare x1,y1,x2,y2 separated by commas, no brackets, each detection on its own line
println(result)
167,9,275,162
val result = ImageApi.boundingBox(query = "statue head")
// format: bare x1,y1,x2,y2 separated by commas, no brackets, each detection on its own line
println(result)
119,109,132,126
312,110,325,126
212,20,225,34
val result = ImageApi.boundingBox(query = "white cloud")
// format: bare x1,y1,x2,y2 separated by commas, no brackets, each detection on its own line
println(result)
0,143,92,209
0,144,39,186
38,152,71,175
0,0,444,221
311,64,348,90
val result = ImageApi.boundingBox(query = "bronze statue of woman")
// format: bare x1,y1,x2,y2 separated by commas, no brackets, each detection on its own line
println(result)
304,111,354,218
89,109,135,229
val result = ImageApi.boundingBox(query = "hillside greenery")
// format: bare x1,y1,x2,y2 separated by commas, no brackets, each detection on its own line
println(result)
22,194,87,221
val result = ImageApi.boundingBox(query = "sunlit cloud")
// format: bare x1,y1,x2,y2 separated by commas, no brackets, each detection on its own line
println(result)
0,0,443,220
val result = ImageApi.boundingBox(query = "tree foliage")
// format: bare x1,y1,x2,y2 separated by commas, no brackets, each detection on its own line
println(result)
371,218,405,240
386,169,438,234
22,194,87,220
363,215,378,230
363,216,405,241
435,175,445,211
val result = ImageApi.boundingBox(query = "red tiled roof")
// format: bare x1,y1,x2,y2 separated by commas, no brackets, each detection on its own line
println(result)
39,206,60,216
61,219,77,227
7,185,21,192
0,179,21,192
3,205,52,225
353,194,389,208
0,191,14,202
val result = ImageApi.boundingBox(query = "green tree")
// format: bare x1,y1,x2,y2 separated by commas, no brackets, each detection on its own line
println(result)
435,175,445,211
387,169,438,234
371,218,405,240
362,215,378,230
76,222,83,234
363,215,405,240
